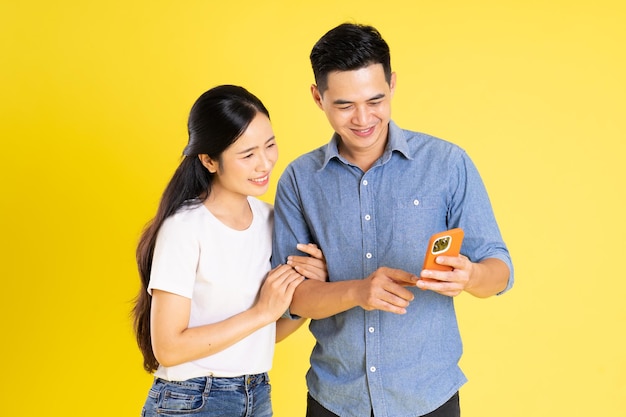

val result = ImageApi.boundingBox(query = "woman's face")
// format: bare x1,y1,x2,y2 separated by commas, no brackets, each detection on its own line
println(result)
204,112,278,199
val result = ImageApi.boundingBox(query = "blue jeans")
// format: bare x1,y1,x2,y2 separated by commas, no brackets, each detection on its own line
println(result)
141,373,272,417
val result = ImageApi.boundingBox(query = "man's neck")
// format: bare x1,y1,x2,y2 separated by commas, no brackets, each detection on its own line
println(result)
337,138,388,172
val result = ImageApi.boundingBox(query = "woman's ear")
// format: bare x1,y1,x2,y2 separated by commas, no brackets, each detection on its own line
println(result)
198,154,218,173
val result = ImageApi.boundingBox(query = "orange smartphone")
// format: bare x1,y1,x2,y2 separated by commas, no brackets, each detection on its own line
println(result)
422,228,464,271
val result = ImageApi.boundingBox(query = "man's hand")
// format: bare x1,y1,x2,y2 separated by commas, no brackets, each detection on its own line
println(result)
417,255,473,297
354,267,419,314
417,255,509,298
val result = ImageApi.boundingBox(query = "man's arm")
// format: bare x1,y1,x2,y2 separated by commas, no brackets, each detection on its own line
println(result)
421,149,513,298
464,258,510,297
290,267,419,319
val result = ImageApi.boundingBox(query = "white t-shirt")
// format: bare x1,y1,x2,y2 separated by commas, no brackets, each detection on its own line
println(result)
148,197,274,380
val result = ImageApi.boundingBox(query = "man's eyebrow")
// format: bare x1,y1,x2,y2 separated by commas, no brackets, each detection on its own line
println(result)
332,93,386,105
236,136,276,154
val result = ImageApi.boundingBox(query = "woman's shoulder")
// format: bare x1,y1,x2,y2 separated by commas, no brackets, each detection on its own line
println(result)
164,201,207,227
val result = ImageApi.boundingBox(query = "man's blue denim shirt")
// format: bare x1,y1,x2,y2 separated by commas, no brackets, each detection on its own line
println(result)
272,121,514,417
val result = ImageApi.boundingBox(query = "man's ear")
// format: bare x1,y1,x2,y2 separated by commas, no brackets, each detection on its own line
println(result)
389,71,397,98
311,84,324,110
198,154,218,173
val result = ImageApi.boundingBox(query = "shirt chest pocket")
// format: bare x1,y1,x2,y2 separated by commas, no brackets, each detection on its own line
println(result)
393,195,441,211
387,195,448,246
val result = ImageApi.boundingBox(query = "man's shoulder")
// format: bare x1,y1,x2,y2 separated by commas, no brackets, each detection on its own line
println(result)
400,127,455,146
398,126,466,158
286,143,328,171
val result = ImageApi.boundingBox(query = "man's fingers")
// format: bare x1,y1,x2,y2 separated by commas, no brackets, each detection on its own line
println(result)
378,267,419,285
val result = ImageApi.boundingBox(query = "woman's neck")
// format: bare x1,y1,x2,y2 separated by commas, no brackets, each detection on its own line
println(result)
203,190,252,231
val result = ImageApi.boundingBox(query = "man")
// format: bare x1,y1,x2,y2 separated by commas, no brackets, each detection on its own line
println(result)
272,23,514,417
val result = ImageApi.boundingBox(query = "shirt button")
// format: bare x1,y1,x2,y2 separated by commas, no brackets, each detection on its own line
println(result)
366,253,372,259
364,214,371,221
368,327,375,333
370,366,376,372
413,199,420,206
363,180,368,186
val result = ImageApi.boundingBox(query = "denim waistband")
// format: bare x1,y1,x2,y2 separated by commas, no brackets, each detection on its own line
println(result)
156,372,269,391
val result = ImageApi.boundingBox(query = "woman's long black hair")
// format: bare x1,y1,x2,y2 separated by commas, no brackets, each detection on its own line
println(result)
133,85,269,373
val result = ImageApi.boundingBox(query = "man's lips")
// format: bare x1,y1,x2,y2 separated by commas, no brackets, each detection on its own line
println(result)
351,126,375,137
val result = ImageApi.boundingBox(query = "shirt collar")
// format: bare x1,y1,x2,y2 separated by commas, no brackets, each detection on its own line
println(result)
320,120,412,170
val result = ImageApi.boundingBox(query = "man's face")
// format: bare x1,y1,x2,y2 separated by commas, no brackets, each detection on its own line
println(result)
311,64,396,163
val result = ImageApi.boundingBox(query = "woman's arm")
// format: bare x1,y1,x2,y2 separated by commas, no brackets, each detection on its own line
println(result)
275,243,328,341
150,264,303,367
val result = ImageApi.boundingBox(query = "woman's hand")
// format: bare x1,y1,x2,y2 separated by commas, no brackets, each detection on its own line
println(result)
287,243,327,282
254,264,304,322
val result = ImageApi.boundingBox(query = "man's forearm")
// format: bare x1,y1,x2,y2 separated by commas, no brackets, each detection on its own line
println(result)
466,258,510,298
290,279,360,319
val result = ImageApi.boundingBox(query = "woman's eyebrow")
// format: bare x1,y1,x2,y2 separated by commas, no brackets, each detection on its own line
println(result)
236,136,276,154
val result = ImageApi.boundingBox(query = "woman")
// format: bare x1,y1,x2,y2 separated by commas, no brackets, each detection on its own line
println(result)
133,85,325,417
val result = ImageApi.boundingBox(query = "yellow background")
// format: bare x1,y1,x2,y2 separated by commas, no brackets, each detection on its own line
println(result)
1,1,624,416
